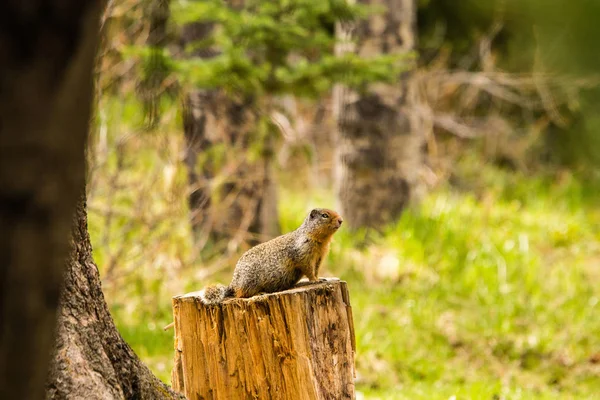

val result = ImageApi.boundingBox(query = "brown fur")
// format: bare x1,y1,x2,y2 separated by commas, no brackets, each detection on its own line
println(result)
200,284,234,304
199,208,343,304
234,287,249,298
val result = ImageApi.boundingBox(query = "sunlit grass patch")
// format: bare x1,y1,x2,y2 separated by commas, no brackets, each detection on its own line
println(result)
315,169,600,399
91,108,600,399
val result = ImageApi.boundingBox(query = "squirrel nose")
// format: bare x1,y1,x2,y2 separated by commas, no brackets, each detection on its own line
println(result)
337,218,343,226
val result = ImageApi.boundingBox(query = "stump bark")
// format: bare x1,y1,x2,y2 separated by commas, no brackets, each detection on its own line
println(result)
171,278,356,400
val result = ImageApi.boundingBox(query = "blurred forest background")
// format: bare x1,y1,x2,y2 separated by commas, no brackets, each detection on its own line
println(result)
90,0,599,398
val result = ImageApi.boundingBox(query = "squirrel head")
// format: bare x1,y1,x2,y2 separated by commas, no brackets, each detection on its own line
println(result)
300,208,343,241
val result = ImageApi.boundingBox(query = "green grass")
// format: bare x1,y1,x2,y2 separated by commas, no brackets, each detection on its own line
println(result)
89,103,600,398
276,168,600,399
105,167,600,399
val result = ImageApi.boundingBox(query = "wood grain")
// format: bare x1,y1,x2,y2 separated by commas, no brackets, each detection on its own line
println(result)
171,278,356,399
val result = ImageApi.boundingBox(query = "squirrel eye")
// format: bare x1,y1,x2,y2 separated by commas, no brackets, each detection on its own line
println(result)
321,213,329,219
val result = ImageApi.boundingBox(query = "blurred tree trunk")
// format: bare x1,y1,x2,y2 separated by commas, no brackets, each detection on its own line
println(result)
46,194,183,400
0,1,105,399
139,0,172,129
0,1,182,398
334,0,423,230
181,19,280,250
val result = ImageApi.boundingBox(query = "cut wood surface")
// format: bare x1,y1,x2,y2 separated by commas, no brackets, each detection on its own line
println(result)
171,278,356,400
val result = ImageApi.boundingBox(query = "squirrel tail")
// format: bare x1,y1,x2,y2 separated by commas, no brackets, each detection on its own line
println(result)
199,284,234,304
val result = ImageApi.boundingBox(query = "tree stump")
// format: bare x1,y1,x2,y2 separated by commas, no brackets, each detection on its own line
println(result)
170,278,356,400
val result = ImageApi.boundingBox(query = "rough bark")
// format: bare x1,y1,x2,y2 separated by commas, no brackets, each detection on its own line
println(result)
334,0,423,231
46,194,184,400
181,11,280,251
0,2,105,399
171,279,356,400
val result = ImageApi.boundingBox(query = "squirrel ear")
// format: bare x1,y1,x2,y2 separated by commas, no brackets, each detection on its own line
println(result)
310,209,318,219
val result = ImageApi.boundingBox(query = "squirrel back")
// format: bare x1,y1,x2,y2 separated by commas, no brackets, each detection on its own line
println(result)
200,208,343,304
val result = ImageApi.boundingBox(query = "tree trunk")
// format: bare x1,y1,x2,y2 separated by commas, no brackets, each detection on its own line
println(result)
182,83,216,245
139,0,172,129
334,0,423,231
0,2,105,399
181,15,280,251
46,194,184,400
171,279,356,400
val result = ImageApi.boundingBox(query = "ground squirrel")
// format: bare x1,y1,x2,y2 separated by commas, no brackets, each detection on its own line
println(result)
200,208,343,304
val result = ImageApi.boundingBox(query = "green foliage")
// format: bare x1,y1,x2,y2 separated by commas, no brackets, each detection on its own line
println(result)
513,0,600,169
96,2,600,397
106,150,600,398
505,0,600,76
415,0,600,170
494,0,600,169
167,0,410,97
278,159,600,399
417,0,499,67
